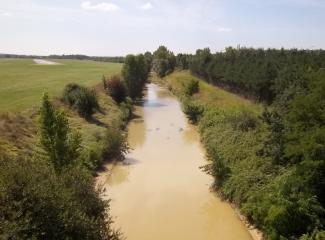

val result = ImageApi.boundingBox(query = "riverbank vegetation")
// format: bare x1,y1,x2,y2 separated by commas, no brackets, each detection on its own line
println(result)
0,55,151,238
165,63,325,239
0,91,124,239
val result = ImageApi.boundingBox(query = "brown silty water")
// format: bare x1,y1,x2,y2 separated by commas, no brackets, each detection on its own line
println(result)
97,83,253,240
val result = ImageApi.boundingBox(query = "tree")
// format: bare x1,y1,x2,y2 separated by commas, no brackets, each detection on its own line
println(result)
39,93,81,172
144,51,153,72
153,46,176,77
106,75,128,103
122,54,149,99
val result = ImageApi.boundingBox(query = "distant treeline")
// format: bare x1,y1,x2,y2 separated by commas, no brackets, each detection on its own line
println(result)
0,53,125,63
176,47,325,103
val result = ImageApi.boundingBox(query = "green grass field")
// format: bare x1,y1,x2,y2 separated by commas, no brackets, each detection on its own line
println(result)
0,58,122,112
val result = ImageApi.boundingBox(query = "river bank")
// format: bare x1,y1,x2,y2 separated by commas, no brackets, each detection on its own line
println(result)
159,71,265,240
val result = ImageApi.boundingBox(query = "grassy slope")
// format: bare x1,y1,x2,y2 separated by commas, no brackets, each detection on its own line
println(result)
166,70,262,112
0,59,124,160
0,86,125,158
0,59,122,112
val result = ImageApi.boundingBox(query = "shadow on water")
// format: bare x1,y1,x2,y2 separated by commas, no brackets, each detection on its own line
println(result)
143,102,167,108
131,112,143,122
122,157,139,165
134,99,145,106
128,103,146,148
135,99,167,108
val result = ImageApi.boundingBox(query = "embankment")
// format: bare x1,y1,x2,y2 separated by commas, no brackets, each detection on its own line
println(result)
162,70,265,240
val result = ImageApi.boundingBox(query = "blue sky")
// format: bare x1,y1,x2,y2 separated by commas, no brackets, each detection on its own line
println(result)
0,0,324,55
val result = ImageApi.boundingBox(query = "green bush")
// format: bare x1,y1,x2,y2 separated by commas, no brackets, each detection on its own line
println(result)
184,79,199,96
0,155,120,240
80,127,129,171
300,230,325,240
62,83,99,119
227,109,258,131
208,146,230,189
106,75,128,104
80,143,105,171
182,99,204,124
119,97,133,123
103,127,129,161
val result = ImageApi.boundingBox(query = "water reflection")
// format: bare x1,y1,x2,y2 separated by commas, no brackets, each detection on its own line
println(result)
106,163,131,186
127,106,146,148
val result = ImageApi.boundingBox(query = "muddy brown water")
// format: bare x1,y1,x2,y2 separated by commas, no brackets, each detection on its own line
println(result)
97,83,253,240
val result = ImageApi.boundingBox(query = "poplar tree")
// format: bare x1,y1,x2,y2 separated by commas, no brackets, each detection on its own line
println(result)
39,93,81,172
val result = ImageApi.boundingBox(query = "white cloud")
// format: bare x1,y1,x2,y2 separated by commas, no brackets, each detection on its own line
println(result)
140,2,153,10
2,12,13,17
217,27,232,32
81,1,120,12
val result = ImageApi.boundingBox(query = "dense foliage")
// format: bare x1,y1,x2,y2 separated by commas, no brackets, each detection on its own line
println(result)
0,156,119,240
0,94,121,240
189,47,325,103
62,83,99,119
152,46,176,77
122,54,150,99
105,75,128,104
176,53,191,70
170,47,325,239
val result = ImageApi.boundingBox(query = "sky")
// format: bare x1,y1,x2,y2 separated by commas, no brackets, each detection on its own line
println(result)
0,0,325,56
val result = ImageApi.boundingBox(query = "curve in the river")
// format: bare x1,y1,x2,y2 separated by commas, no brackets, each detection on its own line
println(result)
97,83,253,240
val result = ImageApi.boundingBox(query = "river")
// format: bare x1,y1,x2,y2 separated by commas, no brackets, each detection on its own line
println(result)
97,83,253,240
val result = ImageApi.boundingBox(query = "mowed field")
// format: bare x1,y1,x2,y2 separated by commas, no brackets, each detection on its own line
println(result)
0,58,122,112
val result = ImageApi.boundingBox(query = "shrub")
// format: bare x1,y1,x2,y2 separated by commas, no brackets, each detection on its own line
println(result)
227,110,258,131
103,127,129,161
182,99,204,124
80,143,105,171
208,146,230,189
80,127,129,171
184,79,199,96
62,83,99,119
0,155,120,240
119,97,133,123
106,75,128,103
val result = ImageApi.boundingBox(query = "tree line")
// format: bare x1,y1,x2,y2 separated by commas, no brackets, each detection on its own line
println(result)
0,53,125,63
186,47,325,103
